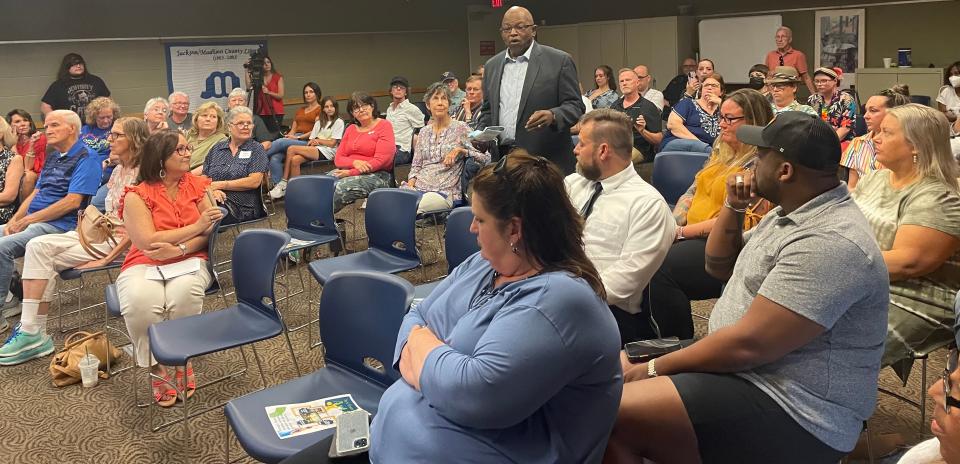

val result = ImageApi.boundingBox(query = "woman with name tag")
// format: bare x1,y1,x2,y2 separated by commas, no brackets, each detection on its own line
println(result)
0,118,148,367
116,130,223,407
370,151,622,463
202,106,268,225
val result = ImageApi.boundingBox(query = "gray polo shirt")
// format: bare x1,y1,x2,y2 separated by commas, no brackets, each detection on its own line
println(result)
708,184,889,452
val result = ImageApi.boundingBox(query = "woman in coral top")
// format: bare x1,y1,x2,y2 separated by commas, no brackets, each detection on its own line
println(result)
116,130,223,407
329,92,396,212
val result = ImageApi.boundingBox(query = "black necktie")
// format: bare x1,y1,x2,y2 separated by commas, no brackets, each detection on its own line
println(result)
579,182,603,219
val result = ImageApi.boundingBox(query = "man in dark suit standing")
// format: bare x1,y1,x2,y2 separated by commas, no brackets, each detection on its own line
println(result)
479,6,584,174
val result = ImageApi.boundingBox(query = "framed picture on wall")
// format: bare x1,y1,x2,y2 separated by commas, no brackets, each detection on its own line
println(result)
814,8,865,87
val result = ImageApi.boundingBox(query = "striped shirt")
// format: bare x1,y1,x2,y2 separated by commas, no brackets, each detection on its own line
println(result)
499,42,534,143
839,133,879,176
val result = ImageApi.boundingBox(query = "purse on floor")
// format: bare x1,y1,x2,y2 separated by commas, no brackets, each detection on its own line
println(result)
76,205,121,259
49,330,121,387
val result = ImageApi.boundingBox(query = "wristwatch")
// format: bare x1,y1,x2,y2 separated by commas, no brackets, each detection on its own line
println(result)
178,243,187,256
647,358,658,378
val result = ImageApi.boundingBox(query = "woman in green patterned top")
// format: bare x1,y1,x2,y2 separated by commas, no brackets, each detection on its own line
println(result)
851,103,960,382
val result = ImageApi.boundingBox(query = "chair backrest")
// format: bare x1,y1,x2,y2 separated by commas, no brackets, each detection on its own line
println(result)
284,175,337,236
444,207,478,273
651,151,709,206
365,188,421,262
910,95,932,107
205,207,229,293
231,229,290,319
319,271,415,386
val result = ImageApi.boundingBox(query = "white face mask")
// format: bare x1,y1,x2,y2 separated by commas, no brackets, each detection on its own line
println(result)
950,75,960,88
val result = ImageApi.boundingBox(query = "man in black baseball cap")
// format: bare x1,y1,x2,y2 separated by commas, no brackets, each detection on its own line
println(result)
440,71,466,115
733,111,841,209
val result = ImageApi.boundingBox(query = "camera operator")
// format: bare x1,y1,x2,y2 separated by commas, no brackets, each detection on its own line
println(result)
244,53,284,135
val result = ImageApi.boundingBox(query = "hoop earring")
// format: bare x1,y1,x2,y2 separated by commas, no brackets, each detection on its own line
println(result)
159,169,166,179
510,242,519,255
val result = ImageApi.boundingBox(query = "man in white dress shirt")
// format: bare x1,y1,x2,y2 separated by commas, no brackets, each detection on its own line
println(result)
566,108,676,344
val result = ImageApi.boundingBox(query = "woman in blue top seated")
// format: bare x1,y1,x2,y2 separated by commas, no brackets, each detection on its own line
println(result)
370,150,623,463
661,73,724,154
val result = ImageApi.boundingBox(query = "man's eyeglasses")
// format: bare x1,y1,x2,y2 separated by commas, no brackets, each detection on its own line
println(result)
944,348,960,414
174,145,193,155
231,121,253,128
500,24,534,33
106,132,126,140
719,115,746,124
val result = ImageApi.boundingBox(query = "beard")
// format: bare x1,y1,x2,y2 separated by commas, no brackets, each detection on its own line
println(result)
576,161,601,181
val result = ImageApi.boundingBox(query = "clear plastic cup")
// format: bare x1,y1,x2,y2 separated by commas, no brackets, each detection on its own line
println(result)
78,354,100,388
883,58,892,68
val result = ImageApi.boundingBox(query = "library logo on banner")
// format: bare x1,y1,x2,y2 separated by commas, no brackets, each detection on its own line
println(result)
165,42,266,112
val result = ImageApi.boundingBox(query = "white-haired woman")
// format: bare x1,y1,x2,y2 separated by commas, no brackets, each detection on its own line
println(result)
143,97,170,135
851,104,960,383
202,106,268,225
227,88,273,149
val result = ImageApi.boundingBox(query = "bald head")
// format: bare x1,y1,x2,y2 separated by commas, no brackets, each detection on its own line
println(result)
634,65,652,92
501,6,537,57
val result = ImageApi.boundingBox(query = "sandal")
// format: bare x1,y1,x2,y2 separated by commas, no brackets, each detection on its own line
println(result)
152,374,177,407
175,365,196,400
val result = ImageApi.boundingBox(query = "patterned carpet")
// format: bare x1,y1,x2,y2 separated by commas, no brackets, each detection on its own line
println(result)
0,202,945,463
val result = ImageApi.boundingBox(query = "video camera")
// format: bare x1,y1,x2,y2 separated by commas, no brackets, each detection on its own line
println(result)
243,46,267,90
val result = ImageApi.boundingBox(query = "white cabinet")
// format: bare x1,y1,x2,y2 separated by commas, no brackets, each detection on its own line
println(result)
856,68,944,105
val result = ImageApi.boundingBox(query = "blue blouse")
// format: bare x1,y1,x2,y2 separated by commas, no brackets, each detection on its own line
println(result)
202,138,268,222
662,97,720,148
370,253,622,463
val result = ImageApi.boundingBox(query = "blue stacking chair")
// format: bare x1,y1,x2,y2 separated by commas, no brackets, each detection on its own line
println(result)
278,175,343,293
651,151,710,209
413,206,478,299
102,208,229,379
224,271,414,463
307,188,422,286
146,229,300,436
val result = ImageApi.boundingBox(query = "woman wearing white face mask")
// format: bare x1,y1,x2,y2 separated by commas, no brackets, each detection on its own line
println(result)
937,61,960,125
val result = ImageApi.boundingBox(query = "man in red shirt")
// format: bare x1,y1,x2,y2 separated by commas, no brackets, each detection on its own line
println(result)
765,27,815,95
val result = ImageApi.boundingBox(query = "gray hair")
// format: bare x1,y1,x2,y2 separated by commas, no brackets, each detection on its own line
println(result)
143,97,169,117
168,91,189,103
776,26,793,38
225,105,253,126
47,110,82,133
423,81,452,104
228,88,248,102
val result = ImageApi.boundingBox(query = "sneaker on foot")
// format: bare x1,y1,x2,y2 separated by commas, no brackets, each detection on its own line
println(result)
0,324,49,358
1,296,20,318
269,181,287,199
0,334,53,366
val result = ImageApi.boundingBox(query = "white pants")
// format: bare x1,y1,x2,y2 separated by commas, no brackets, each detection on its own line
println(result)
417,192,453,214
116,262,212,367
21,231,115,302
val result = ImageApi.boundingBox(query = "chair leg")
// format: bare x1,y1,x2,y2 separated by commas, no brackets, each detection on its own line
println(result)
283,331,302,377
224,420,231,464
250,345,268,389
919,356,928,433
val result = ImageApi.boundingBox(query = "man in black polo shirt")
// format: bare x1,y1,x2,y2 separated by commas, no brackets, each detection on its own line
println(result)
611,68,662,181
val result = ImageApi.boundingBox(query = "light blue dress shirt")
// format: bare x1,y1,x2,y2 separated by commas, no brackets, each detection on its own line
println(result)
370,252,623,463
499,42,535,143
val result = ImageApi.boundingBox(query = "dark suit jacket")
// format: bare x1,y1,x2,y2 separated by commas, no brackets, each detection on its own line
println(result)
479,42,584,174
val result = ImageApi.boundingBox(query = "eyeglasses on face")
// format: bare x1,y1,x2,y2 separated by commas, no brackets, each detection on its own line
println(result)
231,121,253,128
174,145,193,155
106,132,126,140
719,115,746,124
500,24,534,33
351,104,372,114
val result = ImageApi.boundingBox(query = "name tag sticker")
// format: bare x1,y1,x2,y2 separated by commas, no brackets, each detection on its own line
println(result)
239,150,252,159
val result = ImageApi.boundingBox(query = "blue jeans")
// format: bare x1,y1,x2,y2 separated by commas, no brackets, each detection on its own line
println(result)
266,138,308,184
0,222,64,297
662,138,713,154
92,184,109,213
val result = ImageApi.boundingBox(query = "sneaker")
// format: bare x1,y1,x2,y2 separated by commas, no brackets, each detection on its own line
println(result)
0,324,51,359
269,181,287,199
1,296,20,318
0,334,53,366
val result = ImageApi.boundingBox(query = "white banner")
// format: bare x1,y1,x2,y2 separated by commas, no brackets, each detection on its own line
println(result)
165,41,266,112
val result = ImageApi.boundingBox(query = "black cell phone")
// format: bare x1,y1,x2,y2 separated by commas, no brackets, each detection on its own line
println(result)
624,337,682,363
